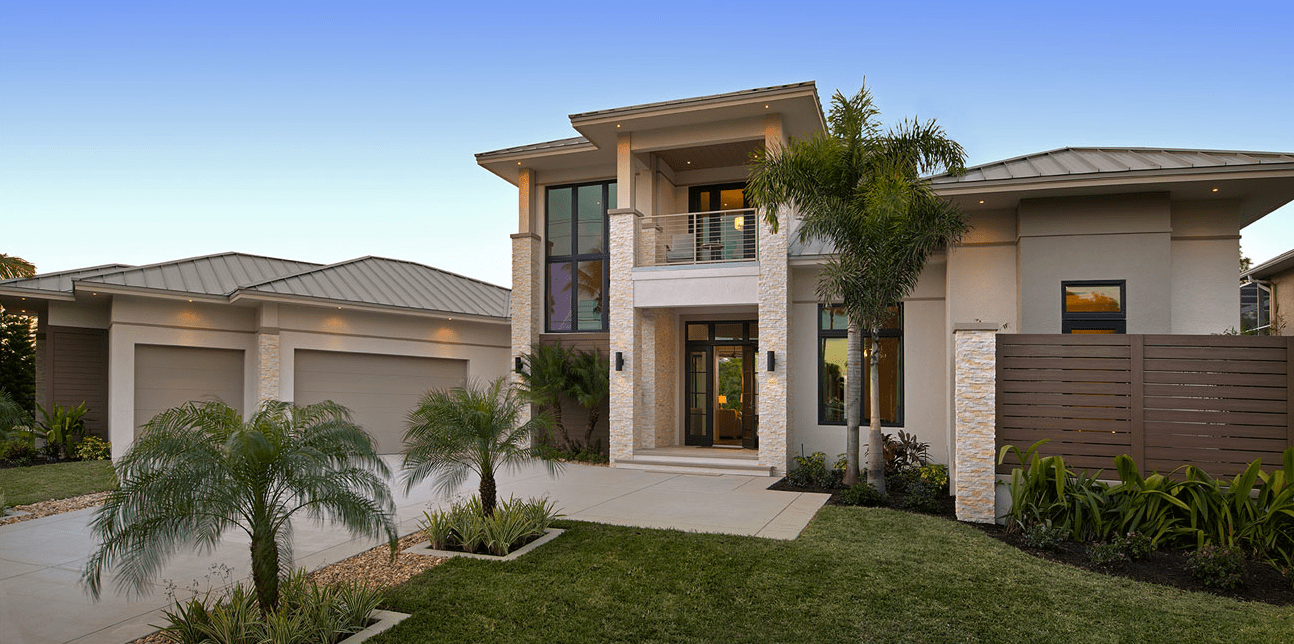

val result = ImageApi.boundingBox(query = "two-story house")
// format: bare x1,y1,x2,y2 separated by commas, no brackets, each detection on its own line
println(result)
478,81,1294,476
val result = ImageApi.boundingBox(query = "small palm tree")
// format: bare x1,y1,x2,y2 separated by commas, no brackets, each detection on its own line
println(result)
516,342,574,447
566,348,609,449
83,400,397,614
0,253,35,280
403,377,556,517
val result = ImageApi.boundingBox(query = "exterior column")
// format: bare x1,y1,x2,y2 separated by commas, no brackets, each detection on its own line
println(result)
635,309,656,450
757,114,790,475
608,207,640,463
511,168,541,427
255,332,281,405
953,324,1001,524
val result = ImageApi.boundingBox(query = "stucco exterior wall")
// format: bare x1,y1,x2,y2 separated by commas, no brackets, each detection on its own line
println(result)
1273,272,1294,333
1018,193,1173,334
1169,200,1242,334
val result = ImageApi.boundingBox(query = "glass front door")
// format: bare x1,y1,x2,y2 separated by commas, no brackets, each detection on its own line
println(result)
684,322,758,448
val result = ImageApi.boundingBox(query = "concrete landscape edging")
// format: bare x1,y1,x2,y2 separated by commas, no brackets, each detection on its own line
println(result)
340,610,411,644
402,528,565,561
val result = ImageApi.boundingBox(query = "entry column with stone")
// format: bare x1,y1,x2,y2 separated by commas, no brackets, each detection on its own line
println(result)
953,324,1001,523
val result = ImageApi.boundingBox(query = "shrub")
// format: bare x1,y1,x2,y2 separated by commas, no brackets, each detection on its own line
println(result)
32,402,88,460
1186,544,1246,589
895,480,941,514
840,482,885,507
1020,520,1067,551
786,451,845,489
536,443,609,464
74,436,111,461
917,463,949,494
1087,541,1129,569
422,496,562,556
883,430,930,476
158,569,382,644
0,439,39,466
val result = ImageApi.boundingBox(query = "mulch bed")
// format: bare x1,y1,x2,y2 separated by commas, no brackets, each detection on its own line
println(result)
768,476,1294,606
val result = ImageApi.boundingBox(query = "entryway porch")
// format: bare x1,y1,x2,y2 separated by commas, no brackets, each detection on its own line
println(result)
614,446,773,476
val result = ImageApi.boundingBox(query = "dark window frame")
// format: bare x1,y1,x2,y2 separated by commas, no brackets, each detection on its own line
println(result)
545,180,614,333
816,304,904,427
1061,280,1127,334
687,182,755,262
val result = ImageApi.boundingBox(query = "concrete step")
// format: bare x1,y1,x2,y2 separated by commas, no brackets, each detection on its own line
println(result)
615,455,773,477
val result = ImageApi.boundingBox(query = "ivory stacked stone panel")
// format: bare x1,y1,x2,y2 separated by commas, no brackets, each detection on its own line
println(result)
953,326,1000,523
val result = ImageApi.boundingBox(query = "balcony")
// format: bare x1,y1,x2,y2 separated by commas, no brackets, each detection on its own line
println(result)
636,208,758,267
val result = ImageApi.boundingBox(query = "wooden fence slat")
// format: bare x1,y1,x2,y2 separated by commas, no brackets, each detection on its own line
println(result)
998,428,1131,446
1143,384,1287,400
1000,404,1131,420
1144,433,1287,452
1000,357,1131,371
999,369,1132,383
1143,396,1288,414
1144,422,1289,440
1143,334,1288,348
1142,371,1287,387
1143,346,1288,361
1145,448,1287,466
999,344,1131,358
1001,380,1130,395
1002,335,1132,346
1144,359,1288,374
1143,409,1287,426
999,392,1131,407
997,417,1130,432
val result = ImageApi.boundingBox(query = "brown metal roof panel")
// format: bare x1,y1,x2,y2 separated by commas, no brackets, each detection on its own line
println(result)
1027,155,1069,177
0,264,133,293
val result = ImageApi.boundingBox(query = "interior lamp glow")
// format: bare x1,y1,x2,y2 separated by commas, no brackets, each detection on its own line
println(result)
733,215,744,231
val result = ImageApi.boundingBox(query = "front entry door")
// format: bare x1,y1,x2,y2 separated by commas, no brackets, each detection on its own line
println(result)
684,322,758,448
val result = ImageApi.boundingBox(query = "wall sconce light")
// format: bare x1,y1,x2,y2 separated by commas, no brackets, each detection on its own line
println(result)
766,350,775,372
717,395,727,405
615,351,624,371
514,356,524,372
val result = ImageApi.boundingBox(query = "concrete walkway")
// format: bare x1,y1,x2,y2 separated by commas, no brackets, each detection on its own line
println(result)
0,460,827,644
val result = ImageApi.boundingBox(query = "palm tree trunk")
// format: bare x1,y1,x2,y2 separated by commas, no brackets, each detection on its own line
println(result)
480,474,497,517
249,527,280,614
550,401,573,448
843,322,862,486
866,334,886,494
583,407,600,449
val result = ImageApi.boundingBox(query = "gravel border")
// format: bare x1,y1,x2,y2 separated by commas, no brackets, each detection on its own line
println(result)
0,491,111,526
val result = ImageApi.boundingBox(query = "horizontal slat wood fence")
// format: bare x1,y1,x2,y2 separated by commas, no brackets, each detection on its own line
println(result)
996,334,1294,478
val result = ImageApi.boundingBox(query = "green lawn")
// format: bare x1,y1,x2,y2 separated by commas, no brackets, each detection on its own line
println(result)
374,506,1294,643
0,460,116,506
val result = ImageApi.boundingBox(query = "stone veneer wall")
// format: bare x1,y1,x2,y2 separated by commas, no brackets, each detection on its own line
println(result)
654,308,678,447
953,326,999,523
256,332,280,404
756,215,790,474
634,310,656,450
510,232,541,424
608,209,638,463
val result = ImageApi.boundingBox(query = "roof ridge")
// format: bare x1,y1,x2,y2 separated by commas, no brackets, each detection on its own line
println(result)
568,81,817,121
75,251,322,284
244,256,510,293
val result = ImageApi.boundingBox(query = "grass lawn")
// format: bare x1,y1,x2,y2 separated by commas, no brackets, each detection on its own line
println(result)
374,506,1294,643
0,460,117,506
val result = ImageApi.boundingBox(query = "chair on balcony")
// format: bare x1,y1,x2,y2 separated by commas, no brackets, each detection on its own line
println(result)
665,233,695,263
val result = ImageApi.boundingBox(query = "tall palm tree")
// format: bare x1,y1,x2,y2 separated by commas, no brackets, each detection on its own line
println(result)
516,342,574,447
748,83,967,492
83,400,397,614
403,377,556,517
0,254,35,280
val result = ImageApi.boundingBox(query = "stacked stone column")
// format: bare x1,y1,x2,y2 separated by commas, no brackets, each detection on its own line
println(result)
953,325,1000,523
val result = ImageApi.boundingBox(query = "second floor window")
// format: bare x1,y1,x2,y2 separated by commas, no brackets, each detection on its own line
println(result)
546,181,615,332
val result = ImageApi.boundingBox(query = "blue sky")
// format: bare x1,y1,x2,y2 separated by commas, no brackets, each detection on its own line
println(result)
4,1,1292,287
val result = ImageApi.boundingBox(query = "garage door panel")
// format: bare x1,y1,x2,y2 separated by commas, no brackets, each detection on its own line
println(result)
134,346,244,434
293,350,467,454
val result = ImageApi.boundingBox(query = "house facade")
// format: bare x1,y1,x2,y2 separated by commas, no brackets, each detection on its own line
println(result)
479,81,1294,477
1242,247,1294,334
0,253,511,459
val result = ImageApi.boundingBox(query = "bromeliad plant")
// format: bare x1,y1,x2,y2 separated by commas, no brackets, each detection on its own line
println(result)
31,401,88,459
421,496,562,556
83,400,397,614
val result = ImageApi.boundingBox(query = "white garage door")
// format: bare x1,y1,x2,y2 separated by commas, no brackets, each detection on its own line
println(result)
293,350,467,453
134,345,245,434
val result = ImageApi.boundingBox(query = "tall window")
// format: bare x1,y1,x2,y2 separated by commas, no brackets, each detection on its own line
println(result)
546,181,615,332
818,304,903,426
1240,281,1272,334
1061,281,1125,334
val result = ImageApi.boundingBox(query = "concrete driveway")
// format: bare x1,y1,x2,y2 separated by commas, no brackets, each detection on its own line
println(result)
0,460,827,644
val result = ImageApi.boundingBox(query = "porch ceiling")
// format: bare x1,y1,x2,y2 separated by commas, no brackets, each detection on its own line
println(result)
654,139,764,173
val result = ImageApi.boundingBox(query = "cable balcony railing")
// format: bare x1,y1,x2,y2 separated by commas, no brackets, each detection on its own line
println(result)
637,208,758,267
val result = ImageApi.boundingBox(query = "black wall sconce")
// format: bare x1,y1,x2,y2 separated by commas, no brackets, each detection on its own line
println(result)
514,356,524,372
615,351,624,371
766,350,775,372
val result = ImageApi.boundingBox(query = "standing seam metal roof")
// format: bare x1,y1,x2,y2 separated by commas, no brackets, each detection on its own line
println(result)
240,257,510,319
932,147,1294,184
0,264,134,294
76,252,321,296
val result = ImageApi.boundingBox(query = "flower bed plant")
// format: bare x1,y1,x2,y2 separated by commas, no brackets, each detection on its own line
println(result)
420,496,561,557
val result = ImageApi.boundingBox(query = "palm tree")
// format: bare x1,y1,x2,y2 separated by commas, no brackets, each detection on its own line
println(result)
516,342,574,447
402,377,556,517
0,254,35,280
566,348,609,449
748,83,967,492
83,400,397,614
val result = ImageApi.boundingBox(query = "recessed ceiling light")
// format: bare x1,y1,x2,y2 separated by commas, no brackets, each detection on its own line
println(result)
1211,187,1219,192
616,124,621,128
686,161,692,165
517,161,521,165
764,104,770,109
187,299,192,303
978,200,985,204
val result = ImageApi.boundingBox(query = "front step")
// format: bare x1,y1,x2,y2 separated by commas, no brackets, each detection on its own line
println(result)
615,454,773,477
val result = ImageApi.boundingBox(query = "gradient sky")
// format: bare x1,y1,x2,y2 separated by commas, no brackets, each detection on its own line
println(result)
4,1,1292,288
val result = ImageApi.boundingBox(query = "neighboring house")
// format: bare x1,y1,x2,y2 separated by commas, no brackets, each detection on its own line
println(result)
0,252,511,458
1241,247,1294,334
477,81,1294,476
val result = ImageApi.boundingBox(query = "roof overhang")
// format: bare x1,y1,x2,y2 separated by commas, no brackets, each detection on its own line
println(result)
229,290,510,324
933,164,1294,227
1243,246,1294,281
